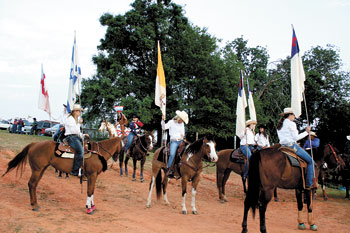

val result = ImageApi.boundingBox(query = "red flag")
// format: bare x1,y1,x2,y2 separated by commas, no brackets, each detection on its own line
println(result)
38,64,51,117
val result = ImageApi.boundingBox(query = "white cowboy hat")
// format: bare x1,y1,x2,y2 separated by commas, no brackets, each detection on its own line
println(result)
245,119,257,126
176,110,189,124
309,131,317,137
72,104,84,112
280,107,294,115
347,135,350,141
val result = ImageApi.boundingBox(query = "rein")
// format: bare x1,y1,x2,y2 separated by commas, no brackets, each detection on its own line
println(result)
90,142,113,159
136,135,148,151
328,144,341,170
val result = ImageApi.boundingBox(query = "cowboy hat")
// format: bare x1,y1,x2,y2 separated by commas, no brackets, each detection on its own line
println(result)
347,136,350,141
280,107,294,115
72,104,84,112
245,119,257,126
132,114,140,119
176,110,189,124
114,106,124,112
309,131,317,137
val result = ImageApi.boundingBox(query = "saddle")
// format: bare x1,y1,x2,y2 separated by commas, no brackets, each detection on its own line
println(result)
230,148,246,164
54,142,92,159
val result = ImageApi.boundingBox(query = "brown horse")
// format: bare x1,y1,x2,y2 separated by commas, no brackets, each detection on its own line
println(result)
241,145,319,233
124,132,154,182
146,135,218,214
2,136,123,214
216,149,279,203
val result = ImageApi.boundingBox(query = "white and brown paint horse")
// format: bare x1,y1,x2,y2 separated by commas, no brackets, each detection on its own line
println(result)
147,135,218,214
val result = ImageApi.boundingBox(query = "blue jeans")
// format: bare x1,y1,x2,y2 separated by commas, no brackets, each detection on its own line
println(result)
66,135,84,172
125,132,136,153
290,144,314,188
53,124,63,139
168,140,182,168
17,125,22,134
240,145,254,178
11,124,17,133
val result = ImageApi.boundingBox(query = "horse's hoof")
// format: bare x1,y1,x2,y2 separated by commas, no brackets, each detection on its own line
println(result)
192,210,198,215
298,223,306,230
274,198,279,202
146,204,151,208
220,199,225,204
132,178,136,181
141,178,145,183
120,174,123,177
91,205,96,211
241,229,248,233
324,197,328,201
182,210,187,214
58,176,62,179
32,207,39,212
86,208,94,215
310,224,317,231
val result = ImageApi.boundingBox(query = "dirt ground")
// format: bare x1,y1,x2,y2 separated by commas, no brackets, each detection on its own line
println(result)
0,148,349,233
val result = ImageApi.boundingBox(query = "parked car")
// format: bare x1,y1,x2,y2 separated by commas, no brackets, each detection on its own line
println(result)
0,120,11,130
23,122,33,134
44,124,59,136
35,121,59,136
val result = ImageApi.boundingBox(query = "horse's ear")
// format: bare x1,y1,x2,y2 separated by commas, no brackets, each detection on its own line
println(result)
205,134,215,142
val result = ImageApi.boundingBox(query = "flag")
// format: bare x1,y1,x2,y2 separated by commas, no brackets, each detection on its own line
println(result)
236,71,247,137
67,32,82,113
38,64,51,117
246,76,257,121
155,41,166,116
291,27,305,118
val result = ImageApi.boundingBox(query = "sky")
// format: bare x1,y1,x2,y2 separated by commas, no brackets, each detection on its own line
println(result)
0,0,349,122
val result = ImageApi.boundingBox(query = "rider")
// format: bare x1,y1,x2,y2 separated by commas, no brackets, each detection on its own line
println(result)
161,110,189,178
124,114,143,156
239,119,257,181
65,104,88,176
255,125,270,150
30,118,38,135
114,105,128,136
277,107,314,189
303,131,320,150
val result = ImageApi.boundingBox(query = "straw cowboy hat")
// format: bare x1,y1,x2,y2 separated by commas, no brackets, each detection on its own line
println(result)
347,136,350,141
72,104,84,112
245,119,257,127
176,110,189,124
309,131,317,137
280,107,294,115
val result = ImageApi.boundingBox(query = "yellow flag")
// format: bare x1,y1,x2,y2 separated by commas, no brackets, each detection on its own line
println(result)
155,41,166,116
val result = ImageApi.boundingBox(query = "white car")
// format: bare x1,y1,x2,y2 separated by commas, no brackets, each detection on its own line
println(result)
44,124,60,136
0,120,11,130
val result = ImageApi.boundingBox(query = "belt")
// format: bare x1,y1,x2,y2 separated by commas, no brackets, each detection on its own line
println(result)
170,139,182,142
66,134,79,137
281,142,296,147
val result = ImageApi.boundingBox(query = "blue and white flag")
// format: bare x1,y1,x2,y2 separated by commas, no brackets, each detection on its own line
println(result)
67,32,82,113
236,71,247,137
246,76,256,122
291,27,305,118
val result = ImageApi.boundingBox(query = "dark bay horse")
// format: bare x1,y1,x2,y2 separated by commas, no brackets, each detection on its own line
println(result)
216,149,279,203
241,145,319,233
146,136,218,214
124,132,154,182
2,136,123,214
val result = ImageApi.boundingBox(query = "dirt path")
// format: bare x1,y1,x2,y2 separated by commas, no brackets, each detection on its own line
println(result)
0,148,349,233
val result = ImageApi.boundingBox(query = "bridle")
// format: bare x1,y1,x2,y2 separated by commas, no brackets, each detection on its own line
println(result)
327,144,342,171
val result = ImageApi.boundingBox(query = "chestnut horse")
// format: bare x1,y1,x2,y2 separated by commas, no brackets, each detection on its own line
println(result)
2,136,123,214
124,132,154,182
241,145,319,233
146,136,218,214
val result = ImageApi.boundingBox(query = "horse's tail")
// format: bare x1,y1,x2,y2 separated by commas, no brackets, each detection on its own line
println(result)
2,144,32,177
245,150,261,218
156,169,162,200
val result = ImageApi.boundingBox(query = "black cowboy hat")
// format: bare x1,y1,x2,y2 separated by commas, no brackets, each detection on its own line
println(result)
132,114,140,119
258,124,267,129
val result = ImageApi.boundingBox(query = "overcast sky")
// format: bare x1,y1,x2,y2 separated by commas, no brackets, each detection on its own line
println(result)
0,0,349,121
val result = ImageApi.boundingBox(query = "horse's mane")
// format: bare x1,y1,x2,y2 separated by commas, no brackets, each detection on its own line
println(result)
185,135,215,154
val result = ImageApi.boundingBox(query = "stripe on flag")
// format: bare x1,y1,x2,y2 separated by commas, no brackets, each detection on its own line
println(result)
38,64,51,117
155,41,166,116
236,71,247,137
246,76,257,121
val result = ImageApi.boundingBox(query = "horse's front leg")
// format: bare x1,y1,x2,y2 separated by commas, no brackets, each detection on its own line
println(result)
305,189,317,231
296,189,306,230
28,166,48,211
181,177,188,214
132,158,137,181
119,151,124,176
140,158,146,183
191,175,201,215
124,154,129,177
86,173,98,214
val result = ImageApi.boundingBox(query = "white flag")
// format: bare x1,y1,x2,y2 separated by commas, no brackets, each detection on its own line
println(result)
291,28,305,118
155,41,166,116
246,77,257,122
236,71,247,137
38,64,51,117
67,32,81,113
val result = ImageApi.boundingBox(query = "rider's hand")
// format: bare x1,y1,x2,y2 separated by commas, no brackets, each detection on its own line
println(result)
84,134,89,139
162,115,165,120
79,118,83,124
306,126,311,133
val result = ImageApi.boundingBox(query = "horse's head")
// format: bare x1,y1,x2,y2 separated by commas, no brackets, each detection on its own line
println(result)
98,122,106,132
203,135,218,163
143,131,154,151
323,144,346,171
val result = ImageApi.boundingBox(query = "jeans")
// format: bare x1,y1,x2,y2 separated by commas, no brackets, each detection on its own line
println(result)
53,124,63,140
240,145,255,178
290,144,314,187
125,132,136,153
17,125,22,134
66,135,84,172
11,124,17,133
168,140,182,168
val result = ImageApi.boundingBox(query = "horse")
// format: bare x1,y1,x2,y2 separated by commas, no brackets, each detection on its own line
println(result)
339,153,350,199
311,144,345,201
216,149,280,203
124,131,154,182
241,145,319,233
146,135,218,214
2,136,123,214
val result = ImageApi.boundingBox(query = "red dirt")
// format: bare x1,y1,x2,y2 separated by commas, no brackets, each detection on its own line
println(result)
0,148,349,233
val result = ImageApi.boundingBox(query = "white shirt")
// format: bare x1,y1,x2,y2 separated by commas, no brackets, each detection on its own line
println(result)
64,115,83,138
277,118,308,146
240,127,256,145
161,119,185,141
255,133,270,147
59,109,68,125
